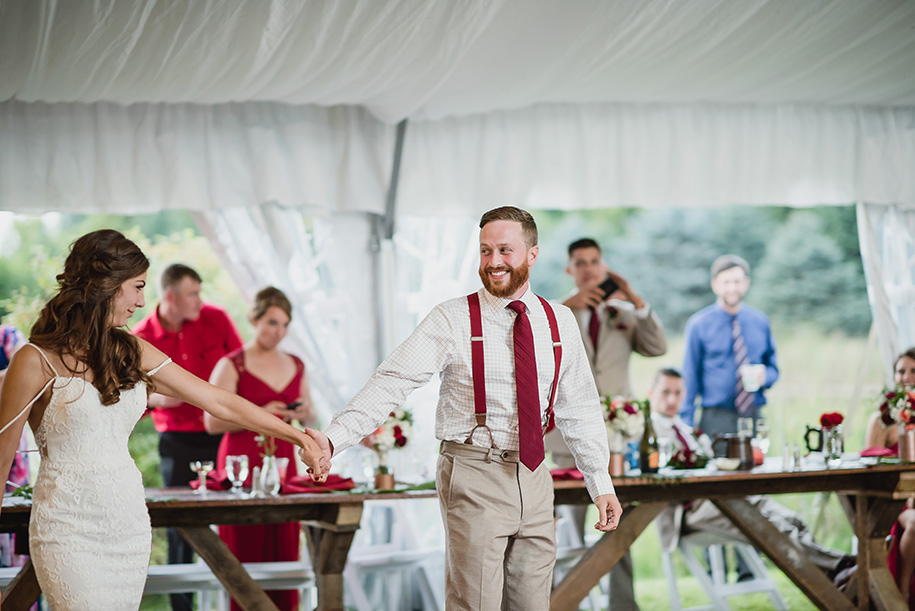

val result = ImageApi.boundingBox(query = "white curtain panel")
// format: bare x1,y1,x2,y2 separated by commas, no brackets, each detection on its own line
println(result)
400,103,915,213
0,100,393,215
3,100,914,215
192,204,383,424
857,203,915,384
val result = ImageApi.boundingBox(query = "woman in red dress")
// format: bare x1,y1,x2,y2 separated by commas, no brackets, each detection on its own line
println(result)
866,348,915,607
205,286,315,611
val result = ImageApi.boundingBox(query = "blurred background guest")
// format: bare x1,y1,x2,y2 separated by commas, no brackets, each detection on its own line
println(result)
0,320,28,569
865,348,915,605
133,263,243,611
548,237,667,611
205,286,315,611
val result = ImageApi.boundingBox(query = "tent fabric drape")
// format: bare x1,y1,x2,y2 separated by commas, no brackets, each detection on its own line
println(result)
0,100,392,215
400,103,915,214
857,203,915,383
2,100,913,214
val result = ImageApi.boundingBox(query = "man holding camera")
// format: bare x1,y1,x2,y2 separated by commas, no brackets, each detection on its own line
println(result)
547,237,666,610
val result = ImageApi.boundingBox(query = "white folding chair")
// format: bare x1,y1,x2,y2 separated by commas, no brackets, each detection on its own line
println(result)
661,530,788,611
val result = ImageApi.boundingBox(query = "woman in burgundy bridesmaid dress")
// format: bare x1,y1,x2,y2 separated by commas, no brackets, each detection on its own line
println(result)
205,287,315,611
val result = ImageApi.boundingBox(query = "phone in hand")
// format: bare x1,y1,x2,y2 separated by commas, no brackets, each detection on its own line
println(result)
598,276,619,298
286,401,303,411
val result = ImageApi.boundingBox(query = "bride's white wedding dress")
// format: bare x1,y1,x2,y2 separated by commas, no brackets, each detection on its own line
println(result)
9,345,171,610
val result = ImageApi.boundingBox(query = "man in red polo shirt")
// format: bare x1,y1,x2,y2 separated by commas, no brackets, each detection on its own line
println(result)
133,263,242,611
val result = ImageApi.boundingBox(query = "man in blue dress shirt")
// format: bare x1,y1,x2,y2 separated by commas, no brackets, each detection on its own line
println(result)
680,255,778,434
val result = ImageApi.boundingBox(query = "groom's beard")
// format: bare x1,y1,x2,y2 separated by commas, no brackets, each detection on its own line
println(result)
479,259,530,298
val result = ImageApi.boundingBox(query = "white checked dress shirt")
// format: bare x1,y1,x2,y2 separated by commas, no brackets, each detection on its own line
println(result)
325,287,615,499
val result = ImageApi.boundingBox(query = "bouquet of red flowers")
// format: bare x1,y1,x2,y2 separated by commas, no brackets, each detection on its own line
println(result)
371,408,414,466
878,387,915,429
819,412,844,429
667,427,712,470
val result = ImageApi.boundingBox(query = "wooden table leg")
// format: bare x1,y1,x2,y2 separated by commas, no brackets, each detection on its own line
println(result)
2,558,41,611
303,502,364,611
177,526,279,611
713,497,855,611
853,494,907,611
550,501,666,611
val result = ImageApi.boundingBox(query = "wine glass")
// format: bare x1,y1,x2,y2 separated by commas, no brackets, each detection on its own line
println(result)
755,418,771,455
225,455,250,496
189,460,215,497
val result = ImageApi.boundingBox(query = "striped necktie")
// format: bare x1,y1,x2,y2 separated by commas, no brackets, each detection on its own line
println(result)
732,316,754,415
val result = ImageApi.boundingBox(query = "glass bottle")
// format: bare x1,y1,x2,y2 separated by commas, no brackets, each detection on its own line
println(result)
639,405,659,474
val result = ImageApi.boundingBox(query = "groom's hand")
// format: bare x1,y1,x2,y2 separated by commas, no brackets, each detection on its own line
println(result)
305,427,334,463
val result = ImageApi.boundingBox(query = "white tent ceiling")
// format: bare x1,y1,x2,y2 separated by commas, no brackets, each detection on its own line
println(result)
1,0,914,214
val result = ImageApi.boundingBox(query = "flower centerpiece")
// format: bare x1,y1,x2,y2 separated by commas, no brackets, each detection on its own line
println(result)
878,387,915,461
370,408,413,488
878,387,915,428
818,412,845,465
667,428,713,470
602,397,645,453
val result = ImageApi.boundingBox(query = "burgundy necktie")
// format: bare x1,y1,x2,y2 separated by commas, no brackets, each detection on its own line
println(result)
507,301,544,471
588,308,600,352
671,423,693,464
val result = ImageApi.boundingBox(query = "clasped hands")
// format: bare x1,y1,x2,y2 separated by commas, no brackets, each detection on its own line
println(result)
298,427,334,483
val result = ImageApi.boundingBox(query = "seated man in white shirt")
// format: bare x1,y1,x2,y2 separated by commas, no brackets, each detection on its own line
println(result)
650,367,853,580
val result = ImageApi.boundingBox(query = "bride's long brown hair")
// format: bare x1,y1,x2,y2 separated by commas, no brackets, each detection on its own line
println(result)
30,230,154,405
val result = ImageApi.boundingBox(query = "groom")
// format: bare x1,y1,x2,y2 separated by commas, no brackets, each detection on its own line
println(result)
307,206,621,610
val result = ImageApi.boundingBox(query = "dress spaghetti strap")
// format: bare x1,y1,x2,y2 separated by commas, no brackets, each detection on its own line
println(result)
0,344,57,436
147,357,172,377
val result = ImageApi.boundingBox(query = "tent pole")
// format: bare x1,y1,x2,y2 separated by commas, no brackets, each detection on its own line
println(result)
372,119,409,359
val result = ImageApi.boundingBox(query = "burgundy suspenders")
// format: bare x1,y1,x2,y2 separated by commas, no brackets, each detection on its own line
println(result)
464,293,562,447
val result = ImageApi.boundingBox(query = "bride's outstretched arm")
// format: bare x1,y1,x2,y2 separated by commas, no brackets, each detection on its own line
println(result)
139,340,329,480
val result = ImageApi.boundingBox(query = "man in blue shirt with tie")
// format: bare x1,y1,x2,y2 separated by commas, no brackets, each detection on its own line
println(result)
681,255,778,434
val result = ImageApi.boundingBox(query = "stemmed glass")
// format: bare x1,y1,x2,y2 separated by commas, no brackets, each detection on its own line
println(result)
225,455,250,496
755,418,771,455
189,460,215,497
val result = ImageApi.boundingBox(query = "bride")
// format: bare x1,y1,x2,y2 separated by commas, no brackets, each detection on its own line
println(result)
0,229,328,609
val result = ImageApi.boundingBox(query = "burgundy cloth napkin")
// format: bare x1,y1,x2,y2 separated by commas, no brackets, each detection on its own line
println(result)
281,474,356,494
860,446,896,457
550,468,584,480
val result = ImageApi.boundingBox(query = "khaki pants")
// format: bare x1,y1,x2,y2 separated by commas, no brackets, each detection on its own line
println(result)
436,441,556,611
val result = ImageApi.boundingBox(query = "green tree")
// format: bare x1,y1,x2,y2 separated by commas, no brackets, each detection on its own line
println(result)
755,211,870,334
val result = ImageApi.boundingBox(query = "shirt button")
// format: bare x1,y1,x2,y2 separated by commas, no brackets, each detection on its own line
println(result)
500,451,511,459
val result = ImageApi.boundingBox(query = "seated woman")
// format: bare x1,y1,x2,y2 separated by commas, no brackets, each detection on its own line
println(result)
205,286,315,611
865,348,915,605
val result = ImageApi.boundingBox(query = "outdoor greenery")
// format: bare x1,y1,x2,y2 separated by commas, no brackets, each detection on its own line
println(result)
531,205,869,335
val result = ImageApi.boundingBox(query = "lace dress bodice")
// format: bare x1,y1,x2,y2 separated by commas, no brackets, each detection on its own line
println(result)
18,346,170,610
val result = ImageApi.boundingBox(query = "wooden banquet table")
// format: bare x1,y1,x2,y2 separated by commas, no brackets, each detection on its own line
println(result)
0,458,913,611
552,458,915,611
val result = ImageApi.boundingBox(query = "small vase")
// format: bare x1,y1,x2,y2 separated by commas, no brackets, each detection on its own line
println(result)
260,455,282,496
374,465,395,490
609,453,626,477
823,425,843,467
899,423,915,463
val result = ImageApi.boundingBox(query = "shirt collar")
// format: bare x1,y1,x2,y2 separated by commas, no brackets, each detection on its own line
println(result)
479,285,538,315
144,305,174,339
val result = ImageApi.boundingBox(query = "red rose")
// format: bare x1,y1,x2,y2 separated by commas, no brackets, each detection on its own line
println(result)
819,412,844,428
623,402,638,415
395,436,407,447
394,425,402,437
